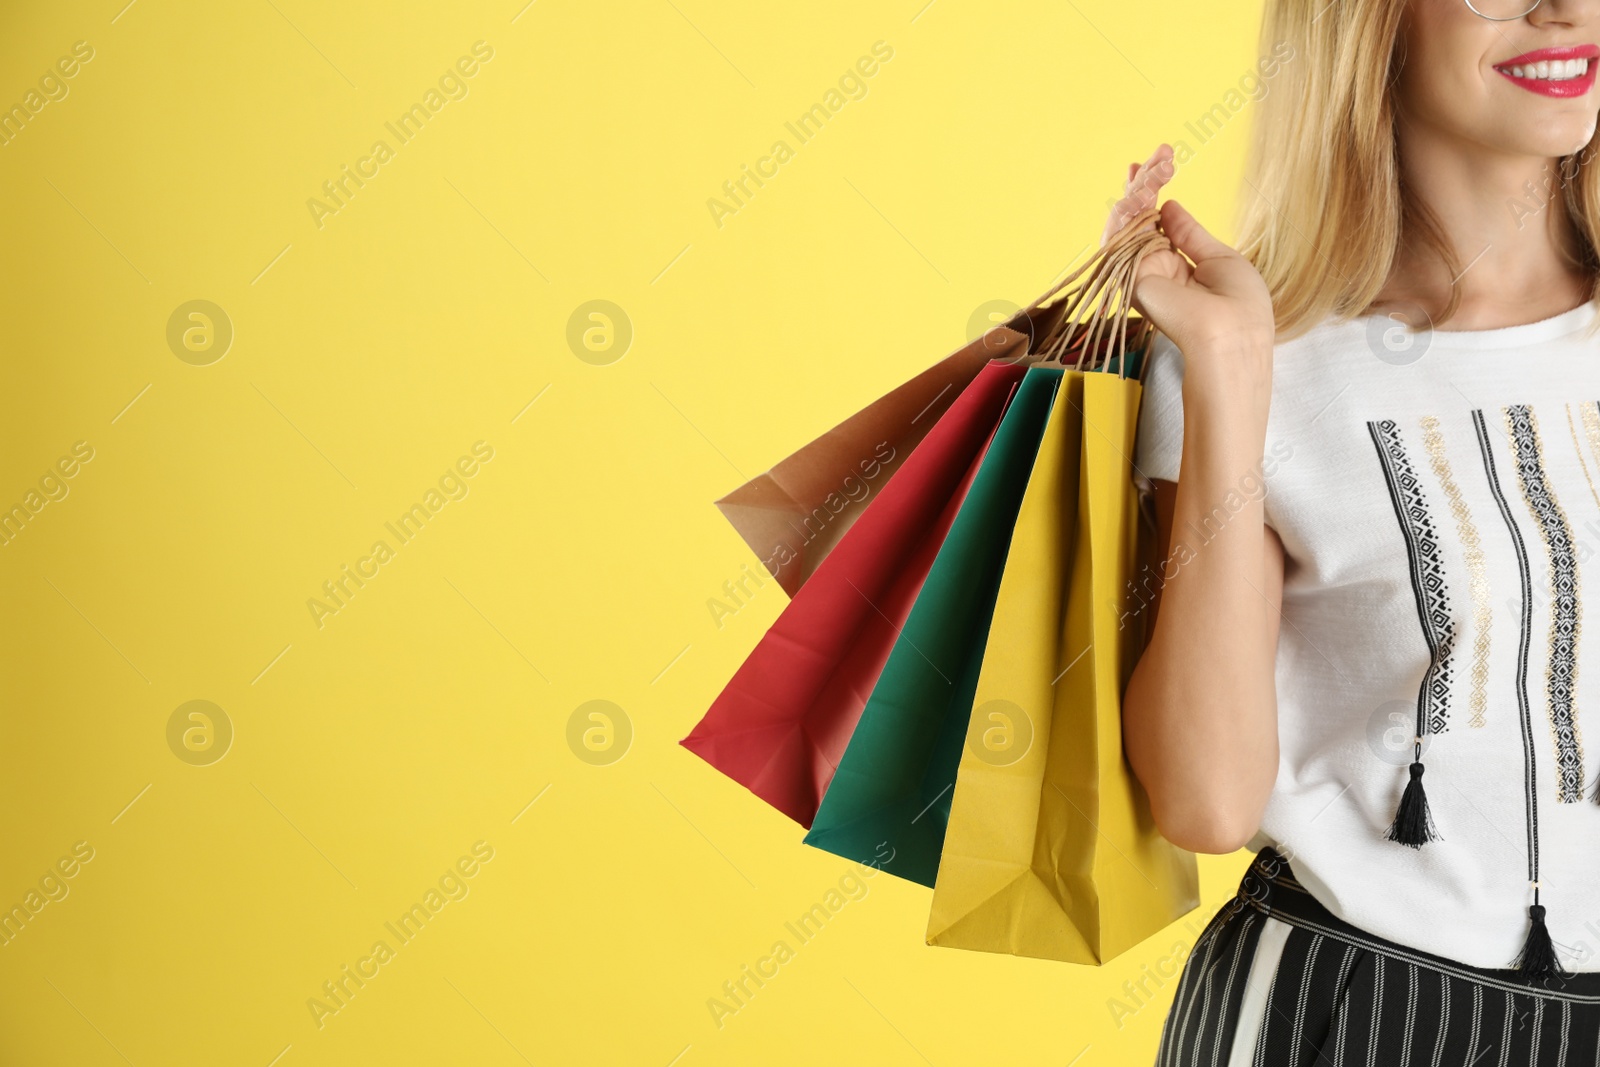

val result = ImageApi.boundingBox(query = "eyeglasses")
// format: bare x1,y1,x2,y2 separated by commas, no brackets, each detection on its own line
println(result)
1466,0,1541,19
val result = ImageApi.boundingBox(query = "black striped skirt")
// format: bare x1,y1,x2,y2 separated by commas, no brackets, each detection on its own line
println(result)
1155,847,1600,1066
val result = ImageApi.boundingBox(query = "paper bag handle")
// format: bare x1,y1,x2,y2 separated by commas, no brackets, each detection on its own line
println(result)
1030,206,1173,379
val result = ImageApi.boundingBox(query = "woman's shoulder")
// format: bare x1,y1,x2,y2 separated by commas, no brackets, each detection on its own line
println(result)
1141,311,1366,383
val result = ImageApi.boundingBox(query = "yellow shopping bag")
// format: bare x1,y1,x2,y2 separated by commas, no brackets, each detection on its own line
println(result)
925,311,1199,964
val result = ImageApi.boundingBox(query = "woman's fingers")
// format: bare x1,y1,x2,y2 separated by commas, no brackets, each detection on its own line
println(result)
1132,153,1174,206
1159,199,1235,265
1129,145,1174,200
1104,146,1175,247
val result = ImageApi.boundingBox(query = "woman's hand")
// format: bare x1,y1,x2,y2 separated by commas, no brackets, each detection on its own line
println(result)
1103,144,1276,379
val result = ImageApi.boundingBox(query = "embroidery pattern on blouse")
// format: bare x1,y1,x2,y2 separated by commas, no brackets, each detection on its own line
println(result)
1567,402,1600,514
1420,415,1490,729
1368,418,1457,737
1503,403,1586,803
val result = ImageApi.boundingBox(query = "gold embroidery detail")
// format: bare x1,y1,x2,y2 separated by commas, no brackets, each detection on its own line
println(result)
1421,415,1489,728
1574,401,1600,511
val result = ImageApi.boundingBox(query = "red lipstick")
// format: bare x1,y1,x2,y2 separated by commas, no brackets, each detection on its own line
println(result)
1494,44,1600,98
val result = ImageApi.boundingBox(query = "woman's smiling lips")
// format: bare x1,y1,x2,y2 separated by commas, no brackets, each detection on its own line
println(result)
1494,43,1600,98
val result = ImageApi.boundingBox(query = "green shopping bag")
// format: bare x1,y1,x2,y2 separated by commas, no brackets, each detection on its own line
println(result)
802,365,1063,886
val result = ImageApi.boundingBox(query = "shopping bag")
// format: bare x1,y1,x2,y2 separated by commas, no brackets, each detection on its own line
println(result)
716,305,1068,598
681,359,1032,827
802,365,1064,886
926,232,1199,964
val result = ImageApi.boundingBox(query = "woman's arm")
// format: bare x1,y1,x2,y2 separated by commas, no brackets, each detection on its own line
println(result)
1104,145,1284,854
1125,463,1285,854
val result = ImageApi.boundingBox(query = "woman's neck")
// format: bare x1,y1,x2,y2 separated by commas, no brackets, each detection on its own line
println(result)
1373,118,1594,329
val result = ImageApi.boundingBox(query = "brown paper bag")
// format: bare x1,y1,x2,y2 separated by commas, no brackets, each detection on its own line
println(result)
717,303,1069,597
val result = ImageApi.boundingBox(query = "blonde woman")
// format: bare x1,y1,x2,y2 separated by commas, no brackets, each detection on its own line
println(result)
1116,0,1600,1060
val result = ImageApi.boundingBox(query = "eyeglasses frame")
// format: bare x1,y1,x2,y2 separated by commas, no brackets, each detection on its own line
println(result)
1465,0,1542,21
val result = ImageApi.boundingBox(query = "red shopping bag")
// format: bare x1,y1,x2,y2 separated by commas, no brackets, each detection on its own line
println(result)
681,358,1031,827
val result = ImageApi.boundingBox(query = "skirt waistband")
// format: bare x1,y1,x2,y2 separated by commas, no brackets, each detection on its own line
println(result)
1232,846,1600,1003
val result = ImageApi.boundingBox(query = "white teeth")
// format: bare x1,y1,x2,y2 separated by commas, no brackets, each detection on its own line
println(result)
1505,57,1590,80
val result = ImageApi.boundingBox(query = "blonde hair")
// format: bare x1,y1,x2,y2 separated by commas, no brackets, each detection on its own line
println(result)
1234,0,1600,341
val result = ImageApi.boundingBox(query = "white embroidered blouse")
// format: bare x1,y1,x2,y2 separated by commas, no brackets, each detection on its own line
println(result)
1133,298,1600,972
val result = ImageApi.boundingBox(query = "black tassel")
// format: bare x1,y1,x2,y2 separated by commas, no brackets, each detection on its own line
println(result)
1385,761,1439,847
1514,903,1568,983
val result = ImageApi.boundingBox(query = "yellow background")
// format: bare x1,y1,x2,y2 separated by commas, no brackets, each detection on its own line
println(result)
0,1,1266,1063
